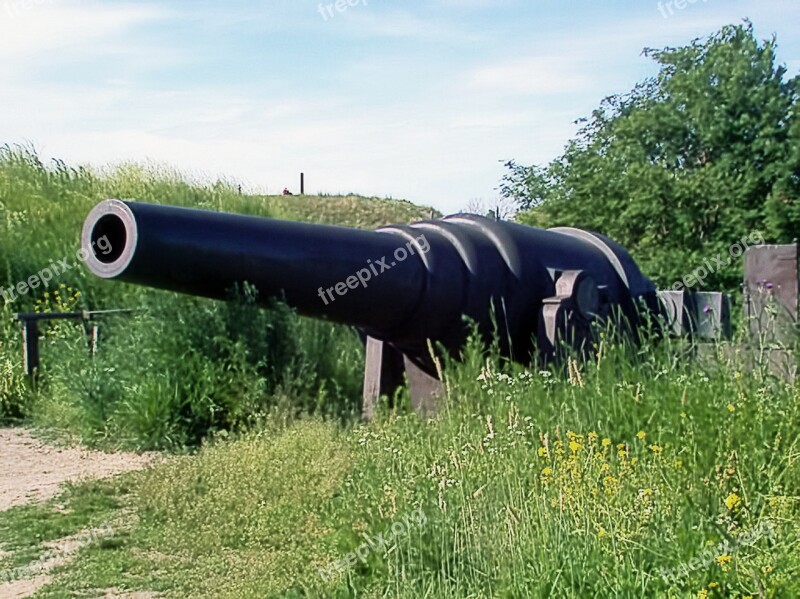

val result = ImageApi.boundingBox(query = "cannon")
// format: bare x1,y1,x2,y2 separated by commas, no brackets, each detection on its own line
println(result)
82,200,660,415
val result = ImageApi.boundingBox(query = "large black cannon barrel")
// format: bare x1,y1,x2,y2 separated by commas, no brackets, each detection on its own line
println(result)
82,200,659,406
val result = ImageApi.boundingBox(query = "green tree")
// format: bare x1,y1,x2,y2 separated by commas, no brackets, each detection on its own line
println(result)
505,22,799,290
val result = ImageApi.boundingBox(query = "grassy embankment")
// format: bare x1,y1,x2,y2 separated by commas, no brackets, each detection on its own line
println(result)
0,146,798,597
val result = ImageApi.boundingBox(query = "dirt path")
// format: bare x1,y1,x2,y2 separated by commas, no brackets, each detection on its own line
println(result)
0,428,160,597
0,428,157,512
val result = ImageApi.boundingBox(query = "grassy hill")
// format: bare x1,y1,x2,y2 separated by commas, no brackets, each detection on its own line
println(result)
266,193,438,229
0,145,798,598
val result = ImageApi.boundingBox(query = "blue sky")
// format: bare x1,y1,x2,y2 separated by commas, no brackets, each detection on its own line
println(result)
1,0,798,214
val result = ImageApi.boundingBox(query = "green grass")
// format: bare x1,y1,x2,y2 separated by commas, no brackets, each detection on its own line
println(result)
265,193,438,229
2,338,797,598
0,477,132,588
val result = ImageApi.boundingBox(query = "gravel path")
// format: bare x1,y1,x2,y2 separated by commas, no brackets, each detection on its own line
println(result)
0,428,156,512
0,428,160,597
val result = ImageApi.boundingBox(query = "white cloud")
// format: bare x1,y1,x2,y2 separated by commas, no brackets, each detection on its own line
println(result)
344,8,486,42
469,56,594,96
0,1,167,58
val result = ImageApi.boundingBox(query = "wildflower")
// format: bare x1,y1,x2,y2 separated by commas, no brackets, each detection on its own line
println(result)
588,431,598,442
725,492,741,511
541,467,552,477
485,415,495,439
597,528,607,538
727,403,735,413
708,582,719,589
681,412,687,418
537,446,548,457
636,431,646,441
648,444,663,454
602,438,612,448
569,441,582,453
734,371,741,380
716,554,732,570
697,589,708,599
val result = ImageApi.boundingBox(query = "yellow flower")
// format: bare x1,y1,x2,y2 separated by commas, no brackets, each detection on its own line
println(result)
569,441,582,453
597,528,607,538
725,492,741,511
537,446,548,457
648,444,663,453
697,589,708,599
588,431,598,442
602,438,612,448
681,412,687,418
734,371,741,379
603,475,618,488
716,554,732,569
708,582,719,589
727,403,736,413
636,431,646,440
541,467,552,477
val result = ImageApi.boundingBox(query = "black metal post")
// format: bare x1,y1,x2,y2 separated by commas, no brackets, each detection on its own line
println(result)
21,319,39,377
14,309,134,378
